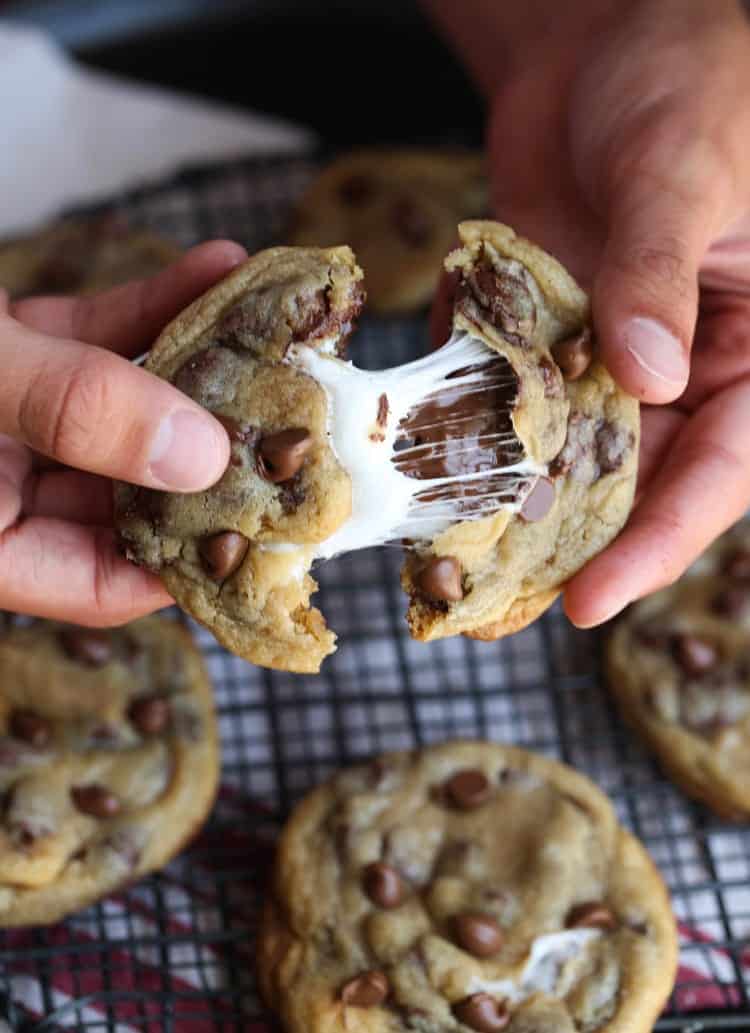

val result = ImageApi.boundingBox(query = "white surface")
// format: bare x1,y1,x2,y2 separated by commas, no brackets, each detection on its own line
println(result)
0,23,315,235
290,331,544,559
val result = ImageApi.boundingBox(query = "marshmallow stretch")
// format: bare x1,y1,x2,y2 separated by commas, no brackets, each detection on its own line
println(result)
289,332,544,559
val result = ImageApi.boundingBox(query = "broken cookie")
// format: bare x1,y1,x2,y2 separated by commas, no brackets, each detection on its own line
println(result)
115,222,639,673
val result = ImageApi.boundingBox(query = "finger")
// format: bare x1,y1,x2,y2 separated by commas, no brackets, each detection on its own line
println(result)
564,377,750,627
0,519,172,625
0,314,229,491
680,294,750,410
593,128,740,404
634,404,686,497
9,240,247,358
22,469,113,525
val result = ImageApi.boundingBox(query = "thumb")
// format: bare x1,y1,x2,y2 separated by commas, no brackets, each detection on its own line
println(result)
592,139,732,404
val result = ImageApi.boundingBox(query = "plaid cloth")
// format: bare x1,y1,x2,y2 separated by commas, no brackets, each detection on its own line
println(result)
0,156,748,1030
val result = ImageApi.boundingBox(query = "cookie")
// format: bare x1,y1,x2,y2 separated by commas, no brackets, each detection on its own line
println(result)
257,741,677,1033
115,222,638,673
606,522,750,819
0,215,180,299
289,149,487,313
0,616,218,926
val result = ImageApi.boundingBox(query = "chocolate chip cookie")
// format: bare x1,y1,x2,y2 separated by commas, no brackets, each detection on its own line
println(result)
0,215,180,299
0,616,218,925
257,741,677,1033
289,149,487,313
607,522,750,819
115,222,638,672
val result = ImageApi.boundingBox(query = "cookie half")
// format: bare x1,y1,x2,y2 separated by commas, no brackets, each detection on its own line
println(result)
289,149,487,313
0,215,180,299
116,223,638,672
606,522,750,819
0,617,218,926
257,741,677,1033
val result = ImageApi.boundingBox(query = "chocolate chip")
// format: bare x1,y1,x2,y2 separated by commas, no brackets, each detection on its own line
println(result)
551,328,593,381
391,197,432,247
340,970,389,1007
213,414,259,445
595,421,633,476
416,556,464,603
444,769,491,810
539,356,564,398
128,695,170,736
566,901,617,930
363,862,405,909
453,994,510,1032
712,585,750,620
198,531,249,580
9,710,51,748
454,913,503,957
277,473,307,514
724,548,750,580
464,263,536,341
675,634,719,676
339,174,375,206
519,476,555,522
376,393,389,428
257,428,313,483
59,627,112,667
71,785,122,819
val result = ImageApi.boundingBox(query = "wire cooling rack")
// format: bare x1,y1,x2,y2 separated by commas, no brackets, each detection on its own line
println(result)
1,154,749,1032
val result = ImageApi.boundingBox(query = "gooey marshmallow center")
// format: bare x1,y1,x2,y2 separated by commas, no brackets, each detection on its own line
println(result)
286,332,545,560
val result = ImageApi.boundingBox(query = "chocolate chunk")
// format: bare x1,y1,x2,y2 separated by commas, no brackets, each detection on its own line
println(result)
257,428,313,483
566,901,617,930
519,477,555,522
128,695,170,736
9,710,52,748
551,328,593,381
453,994,510,1032
675,634,719,676
213,414,259,445
712,585,750,620
174,346,240,408
416,556,464,603
391,197,432,247
454,913,503,957
199,531,248,580
363,862,405,909
71,785,122,819
444,769,491,809
340,970,389,1007
277,473,307,514
724,548,750,580
339,174,375,206
463,262,536,341
376,393,389,431
539,356,564,398
59,627,112,667
596,421,633,476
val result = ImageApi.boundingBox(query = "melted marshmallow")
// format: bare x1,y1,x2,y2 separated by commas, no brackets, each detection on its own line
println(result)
288,332,544,559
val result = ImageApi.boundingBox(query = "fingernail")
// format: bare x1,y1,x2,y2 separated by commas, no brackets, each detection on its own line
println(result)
623,316,688,387
148,409,228,491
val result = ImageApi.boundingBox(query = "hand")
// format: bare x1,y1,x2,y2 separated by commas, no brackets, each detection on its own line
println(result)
434,0,750,625
0,239,246,625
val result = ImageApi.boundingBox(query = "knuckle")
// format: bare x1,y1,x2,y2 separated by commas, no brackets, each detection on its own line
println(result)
19,353,115,463
617,238,695,303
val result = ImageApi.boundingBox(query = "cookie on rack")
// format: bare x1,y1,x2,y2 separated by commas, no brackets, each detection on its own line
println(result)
0,215,180,299
288,149,487,313
257,740,677,1033
115,221,638,673
0,616,219,926
606,522,750,819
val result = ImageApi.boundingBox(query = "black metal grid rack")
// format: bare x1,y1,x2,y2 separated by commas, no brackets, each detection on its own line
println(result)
1,155,749,1031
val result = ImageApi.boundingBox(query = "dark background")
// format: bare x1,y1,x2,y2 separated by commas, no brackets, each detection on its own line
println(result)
1,0,486,148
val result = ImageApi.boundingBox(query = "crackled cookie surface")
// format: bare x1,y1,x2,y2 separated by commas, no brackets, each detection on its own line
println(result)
117,223,638,672
289,150,487,313
0,215,180,299
258,741,677,1033
0,617,218,925
607,522,750,819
